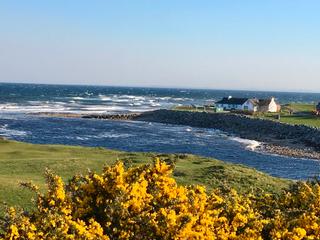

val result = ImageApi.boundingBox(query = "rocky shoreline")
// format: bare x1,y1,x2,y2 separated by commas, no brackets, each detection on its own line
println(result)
257,144,320,160
134,110,320,160
31,112,141,120
33,110,320,160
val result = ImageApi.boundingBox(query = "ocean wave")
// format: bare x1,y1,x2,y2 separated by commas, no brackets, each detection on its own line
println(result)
150,103,161,107
113,99,131,103
75,136,90,141
229,137,261,151
0,124,28,137
96,133,134,138
72,97,85,100
0,102,158,115
0,92,192,115
130,103,142,106
98,95,112,101
117,95,146,101
64,132,134,140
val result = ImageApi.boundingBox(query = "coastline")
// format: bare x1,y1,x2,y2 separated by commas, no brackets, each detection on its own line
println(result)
259,144,320,160
31,110,320,160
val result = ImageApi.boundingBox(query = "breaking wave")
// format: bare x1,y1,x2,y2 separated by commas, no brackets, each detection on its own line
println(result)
229,137,262,151
0,124,27,137
0,93,196,115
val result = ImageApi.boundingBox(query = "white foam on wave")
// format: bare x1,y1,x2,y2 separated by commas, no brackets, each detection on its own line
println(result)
96,133,134,138
0,92,194,116
117,95,146,101
150,103,161,107
98,95,112,101
113,99,131,103
82,106,122,111
0,101,156,114
158,97,172,101
0,124,27,137
0,102,71,113
72,97,85,100
129,102,142,106
0,101,158,115
75,136,89,141
0,103,18,110
229,137,261,151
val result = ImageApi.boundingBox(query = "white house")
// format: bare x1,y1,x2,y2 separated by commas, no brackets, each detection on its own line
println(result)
215,96,279,112
215,96,258,111
317,102,320,115
257,97,279,113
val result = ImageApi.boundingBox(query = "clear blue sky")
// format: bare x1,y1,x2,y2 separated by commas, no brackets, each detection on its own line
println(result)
1,0,320,92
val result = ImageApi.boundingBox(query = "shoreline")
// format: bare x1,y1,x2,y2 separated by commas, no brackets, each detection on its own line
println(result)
30,110,320,161
257,143,320,160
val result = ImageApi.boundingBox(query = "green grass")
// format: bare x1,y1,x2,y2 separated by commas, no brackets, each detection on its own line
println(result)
272,115,320,127
259,103,320,128
283,103,316,113
175,103,320,128
0,139,291,212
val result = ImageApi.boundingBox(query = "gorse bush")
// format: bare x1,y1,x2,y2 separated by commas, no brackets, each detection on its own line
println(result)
1,160,320,239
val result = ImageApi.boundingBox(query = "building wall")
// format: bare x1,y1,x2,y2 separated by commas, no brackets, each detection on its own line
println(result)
216,98,278,113
216,103,243,110
268,98,278,112
242,101,256,111
258,98,278,112
216,101,257,112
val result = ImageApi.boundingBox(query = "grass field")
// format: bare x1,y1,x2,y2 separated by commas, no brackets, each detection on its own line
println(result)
174,103,320,128
261,103,320,127
270,115,320,127
0,139,290,212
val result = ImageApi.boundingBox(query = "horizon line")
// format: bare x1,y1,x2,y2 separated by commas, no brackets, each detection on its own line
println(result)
1,81,320,95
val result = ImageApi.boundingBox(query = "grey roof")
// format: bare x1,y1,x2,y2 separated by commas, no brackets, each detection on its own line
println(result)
258,99,272,107
216,97,248,105
216,97,277,107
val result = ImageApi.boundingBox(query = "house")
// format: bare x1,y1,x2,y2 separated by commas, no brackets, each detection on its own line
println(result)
215,96,280,112
316,102,320,115
215,96,258,112
257,97,279,113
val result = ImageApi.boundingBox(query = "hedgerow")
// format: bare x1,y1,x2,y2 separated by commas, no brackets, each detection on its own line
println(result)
1,160,319,239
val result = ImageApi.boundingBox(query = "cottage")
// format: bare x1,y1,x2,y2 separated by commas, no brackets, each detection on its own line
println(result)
257,97,279,113
215,96,280,113
316,102,320,115
215,96,258,112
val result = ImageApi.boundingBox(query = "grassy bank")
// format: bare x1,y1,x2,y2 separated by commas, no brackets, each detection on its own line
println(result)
265,115,320,127
175,103,320,128
260,103,320,127
0,139,290,211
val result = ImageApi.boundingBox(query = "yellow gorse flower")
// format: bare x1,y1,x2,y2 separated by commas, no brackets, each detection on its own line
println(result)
1,159,320,239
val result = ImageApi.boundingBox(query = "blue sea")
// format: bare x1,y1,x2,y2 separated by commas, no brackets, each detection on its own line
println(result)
1,82,320,180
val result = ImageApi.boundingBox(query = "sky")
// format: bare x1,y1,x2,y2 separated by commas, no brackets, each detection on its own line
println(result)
0,1,320,92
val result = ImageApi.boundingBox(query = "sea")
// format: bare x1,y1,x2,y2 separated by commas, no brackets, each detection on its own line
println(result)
1,82,320,180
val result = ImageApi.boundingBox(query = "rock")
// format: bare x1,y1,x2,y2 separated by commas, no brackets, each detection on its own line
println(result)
134,109,320,158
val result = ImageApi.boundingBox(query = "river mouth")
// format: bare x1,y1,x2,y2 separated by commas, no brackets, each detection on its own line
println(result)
1,113,319,180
